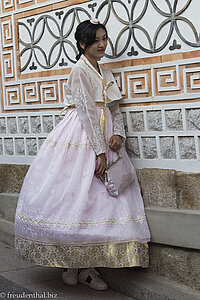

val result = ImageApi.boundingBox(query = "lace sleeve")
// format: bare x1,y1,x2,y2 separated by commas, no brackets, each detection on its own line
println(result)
108,100,126,141
70,67,106,155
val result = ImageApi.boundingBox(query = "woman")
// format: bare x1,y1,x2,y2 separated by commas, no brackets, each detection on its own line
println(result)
14,19,151,291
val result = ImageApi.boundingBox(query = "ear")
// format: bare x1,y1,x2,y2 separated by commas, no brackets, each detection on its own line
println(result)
79,41,85,50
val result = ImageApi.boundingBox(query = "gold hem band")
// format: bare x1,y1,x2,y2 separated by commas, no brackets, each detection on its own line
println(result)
14,235,149,269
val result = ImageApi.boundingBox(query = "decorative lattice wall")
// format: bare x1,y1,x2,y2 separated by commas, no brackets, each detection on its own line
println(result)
1,0,200,171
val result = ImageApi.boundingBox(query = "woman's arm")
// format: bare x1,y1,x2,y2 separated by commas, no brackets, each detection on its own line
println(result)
70,66,106,156
108,100,126,152
108,100,126,140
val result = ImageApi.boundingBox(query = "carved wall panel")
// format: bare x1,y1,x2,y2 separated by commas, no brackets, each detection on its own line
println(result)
0,0,200,171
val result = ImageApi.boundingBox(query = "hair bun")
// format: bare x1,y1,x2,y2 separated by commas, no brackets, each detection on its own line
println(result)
90,18,99,25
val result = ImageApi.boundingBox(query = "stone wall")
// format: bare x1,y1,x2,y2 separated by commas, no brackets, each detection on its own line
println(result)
1,164,200,212
1,0,200,171
137,168,200,210
149,243,200,291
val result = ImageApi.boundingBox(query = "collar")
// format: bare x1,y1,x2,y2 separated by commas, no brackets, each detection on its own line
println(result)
80,54,103,79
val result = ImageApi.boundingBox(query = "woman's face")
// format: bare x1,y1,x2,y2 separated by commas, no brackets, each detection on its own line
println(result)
82,27,108,61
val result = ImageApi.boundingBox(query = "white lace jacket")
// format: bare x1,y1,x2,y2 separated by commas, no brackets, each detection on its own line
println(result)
64,55,126,155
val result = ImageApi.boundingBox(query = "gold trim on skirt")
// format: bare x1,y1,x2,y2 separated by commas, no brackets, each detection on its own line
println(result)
14,235,149,268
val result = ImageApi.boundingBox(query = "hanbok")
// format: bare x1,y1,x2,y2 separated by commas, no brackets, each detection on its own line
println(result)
14,55,151,268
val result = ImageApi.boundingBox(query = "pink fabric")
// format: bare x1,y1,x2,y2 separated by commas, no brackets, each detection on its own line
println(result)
14,107,151,245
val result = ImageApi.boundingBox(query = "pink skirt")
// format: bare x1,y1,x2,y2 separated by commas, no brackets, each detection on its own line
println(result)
14,107,151,268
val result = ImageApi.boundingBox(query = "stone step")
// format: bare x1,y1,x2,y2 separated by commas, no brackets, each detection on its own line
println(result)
0,193,18,222
0,240,132,300
0,193,199,298
0,217,14,247
0,273,131,300
98,268,200,300
1,216,199,299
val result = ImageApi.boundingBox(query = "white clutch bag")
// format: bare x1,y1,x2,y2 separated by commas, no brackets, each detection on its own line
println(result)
104,153,136,197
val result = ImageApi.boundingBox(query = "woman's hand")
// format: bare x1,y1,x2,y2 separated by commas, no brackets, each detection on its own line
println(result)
109,135,122,152
95,153,107,177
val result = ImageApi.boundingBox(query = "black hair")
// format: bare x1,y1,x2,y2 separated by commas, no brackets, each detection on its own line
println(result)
74,20,108,61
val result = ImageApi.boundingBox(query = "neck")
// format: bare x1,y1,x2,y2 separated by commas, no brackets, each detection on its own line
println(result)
84,54,98,70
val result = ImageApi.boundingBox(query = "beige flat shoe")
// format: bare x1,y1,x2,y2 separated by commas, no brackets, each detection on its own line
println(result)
62,268,78,287
78,268,108,291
